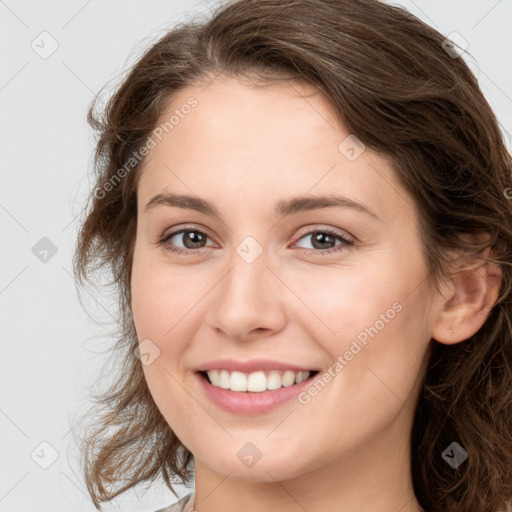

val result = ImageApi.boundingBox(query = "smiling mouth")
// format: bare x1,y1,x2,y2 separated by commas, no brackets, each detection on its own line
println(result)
198,369,320,393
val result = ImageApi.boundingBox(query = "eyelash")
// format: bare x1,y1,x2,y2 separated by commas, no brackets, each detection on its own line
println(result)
158,226,354,257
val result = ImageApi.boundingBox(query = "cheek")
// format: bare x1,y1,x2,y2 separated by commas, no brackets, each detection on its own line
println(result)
287,256,430,403
285,267,430,458
130,249,200,430
280,259,416,350
130,245,204,342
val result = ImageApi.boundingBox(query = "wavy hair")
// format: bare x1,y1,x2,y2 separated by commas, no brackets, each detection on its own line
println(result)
73,0,512,510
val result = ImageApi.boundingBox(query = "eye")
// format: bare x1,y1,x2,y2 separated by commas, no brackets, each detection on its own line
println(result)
157,225,354,257
293,227,354,255
159,227,215,255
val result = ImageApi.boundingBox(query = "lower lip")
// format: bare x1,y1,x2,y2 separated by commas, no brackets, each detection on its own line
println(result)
196,371,318,415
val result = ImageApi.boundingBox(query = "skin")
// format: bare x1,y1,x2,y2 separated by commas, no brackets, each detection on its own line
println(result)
130,76,502,512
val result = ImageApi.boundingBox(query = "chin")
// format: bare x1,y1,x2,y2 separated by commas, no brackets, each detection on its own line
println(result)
197,446,311,482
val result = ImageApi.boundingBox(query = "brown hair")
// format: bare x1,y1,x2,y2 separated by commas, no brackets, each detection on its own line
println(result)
73,0,512,510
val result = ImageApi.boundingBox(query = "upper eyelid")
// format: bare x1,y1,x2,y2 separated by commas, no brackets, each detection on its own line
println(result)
162,223,211,237
294,225,353,240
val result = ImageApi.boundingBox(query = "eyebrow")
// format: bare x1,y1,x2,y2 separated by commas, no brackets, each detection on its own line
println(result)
144,193,380,220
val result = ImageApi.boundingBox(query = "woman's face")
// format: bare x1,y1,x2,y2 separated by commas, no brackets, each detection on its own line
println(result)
131,76,442,482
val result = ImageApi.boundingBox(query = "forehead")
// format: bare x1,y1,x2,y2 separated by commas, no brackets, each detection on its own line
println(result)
153,76,340,157
137,76,414,227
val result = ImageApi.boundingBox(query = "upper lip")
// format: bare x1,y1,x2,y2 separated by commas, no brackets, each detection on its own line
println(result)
196,358,319,373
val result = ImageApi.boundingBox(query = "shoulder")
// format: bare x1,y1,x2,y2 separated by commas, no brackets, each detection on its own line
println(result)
153,492,195,512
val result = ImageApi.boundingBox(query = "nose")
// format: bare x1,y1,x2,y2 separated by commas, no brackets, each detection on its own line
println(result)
205,245,287,342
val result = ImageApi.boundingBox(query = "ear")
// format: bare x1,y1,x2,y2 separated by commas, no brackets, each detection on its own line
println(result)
431,244,502,345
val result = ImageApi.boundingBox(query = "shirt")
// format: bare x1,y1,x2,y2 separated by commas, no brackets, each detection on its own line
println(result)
154,492,195,512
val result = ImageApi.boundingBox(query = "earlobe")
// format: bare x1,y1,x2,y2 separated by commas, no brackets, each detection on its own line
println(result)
431,251,502,345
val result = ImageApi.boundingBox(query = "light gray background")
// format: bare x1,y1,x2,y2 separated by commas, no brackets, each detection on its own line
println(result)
1,1,511,511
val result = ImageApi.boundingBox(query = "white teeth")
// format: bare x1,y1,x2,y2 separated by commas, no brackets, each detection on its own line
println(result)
266,371,282,390
205,369,311,392
230,371,247,391
281,370,296,387
295,371,305,384
219,370,230,389
247,371,266,392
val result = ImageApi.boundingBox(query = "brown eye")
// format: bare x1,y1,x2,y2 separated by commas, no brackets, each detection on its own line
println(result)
294,228,354,255
309,232,337,250
171,230,207,249
160,228,214,254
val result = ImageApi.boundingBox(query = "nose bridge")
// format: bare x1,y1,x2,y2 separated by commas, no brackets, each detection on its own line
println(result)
206,239,286,339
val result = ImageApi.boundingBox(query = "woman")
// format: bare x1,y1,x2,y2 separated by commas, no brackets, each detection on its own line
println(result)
73,0,512,511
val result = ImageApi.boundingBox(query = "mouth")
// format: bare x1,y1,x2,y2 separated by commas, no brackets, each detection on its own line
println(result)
197,369,320,392
195,367,321,415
